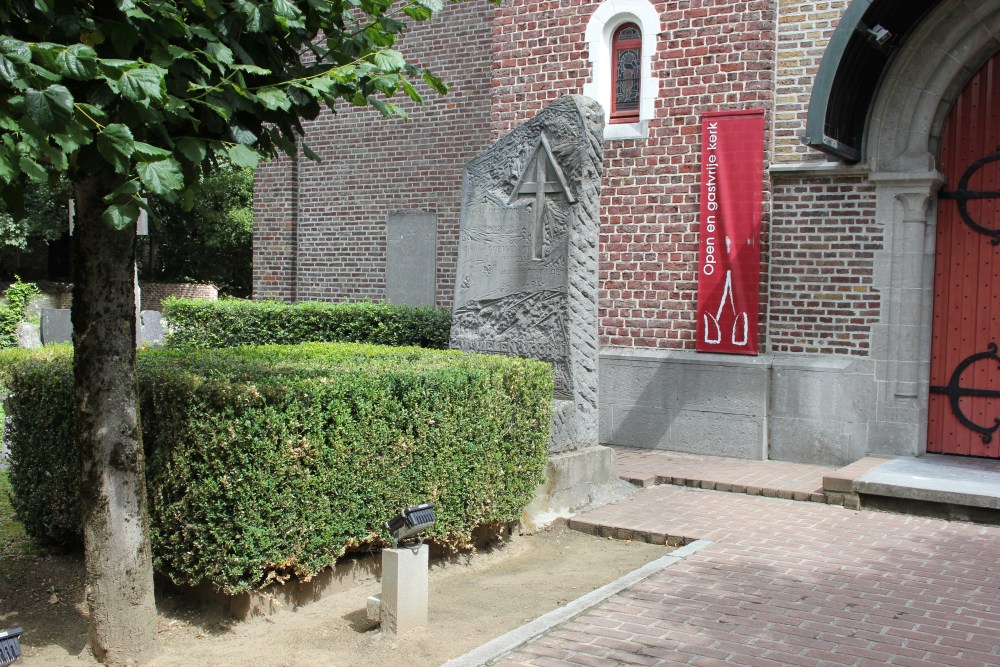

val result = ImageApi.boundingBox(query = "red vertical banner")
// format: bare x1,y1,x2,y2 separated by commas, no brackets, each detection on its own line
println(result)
696,110,765,355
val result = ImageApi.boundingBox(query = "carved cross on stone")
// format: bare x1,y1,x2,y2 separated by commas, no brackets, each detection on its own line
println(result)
508,134,576,260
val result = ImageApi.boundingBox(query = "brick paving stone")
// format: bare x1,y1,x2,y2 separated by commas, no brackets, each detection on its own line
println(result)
611,447,836,502
493,485,1000,667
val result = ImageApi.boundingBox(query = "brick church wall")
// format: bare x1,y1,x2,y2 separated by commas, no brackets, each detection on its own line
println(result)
252,1,495,307
773,0,851,164
769,176,879,356
493,0,777,350
768,0,882,358
254,0,885,360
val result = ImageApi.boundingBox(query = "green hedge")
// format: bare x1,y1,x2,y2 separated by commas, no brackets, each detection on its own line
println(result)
162,298,452,350
0,278,40,349
5,343,551,593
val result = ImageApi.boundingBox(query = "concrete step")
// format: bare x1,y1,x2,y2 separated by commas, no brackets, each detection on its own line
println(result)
855,454,1000,508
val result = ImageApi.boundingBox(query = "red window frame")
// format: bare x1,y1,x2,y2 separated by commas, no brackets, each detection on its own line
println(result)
611,22,642,124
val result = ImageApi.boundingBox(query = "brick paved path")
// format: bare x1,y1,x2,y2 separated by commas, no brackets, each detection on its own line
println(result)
496,485,1000,666
612,447,835,502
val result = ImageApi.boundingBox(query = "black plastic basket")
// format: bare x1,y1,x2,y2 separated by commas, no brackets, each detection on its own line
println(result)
0,627,22,666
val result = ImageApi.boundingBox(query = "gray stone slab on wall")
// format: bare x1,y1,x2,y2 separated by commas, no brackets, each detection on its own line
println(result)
450,95,604,452
599,350,885,465
768,355,876,465
386,211,437,307
599,349,769,460
40,308,72,345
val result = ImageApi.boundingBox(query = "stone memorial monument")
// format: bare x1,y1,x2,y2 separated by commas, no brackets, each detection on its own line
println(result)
450,95,622,518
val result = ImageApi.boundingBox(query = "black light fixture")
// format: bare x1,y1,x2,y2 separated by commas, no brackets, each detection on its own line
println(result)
384,502,436,548
868,24,891,46
0,627,22,666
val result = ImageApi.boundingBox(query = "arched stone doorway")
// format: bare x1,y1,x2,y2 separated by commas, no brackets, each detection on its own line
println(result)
803,0,1000,456
863,1,1000,455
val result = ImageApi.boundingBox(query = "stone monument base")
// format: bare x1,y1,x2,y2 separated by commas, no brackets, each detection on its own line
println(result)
522,445,632,530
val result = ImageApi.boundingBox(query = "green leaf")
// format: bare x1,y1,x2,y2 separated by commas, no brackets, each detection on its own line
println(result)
401,79,421,103
403,5,432,20
273,0,303,26
55,43,98,79
306,77,337,94
204,41,234,67
0,38,31,64
96,123,135,174
373,49,405,73
329,64,356,84
0,151,17,182
231,64,271,75
133,142,172,160
176,138,207,164
24,85,74,131
422,70,449,95
18,155,47,182
0,55,18,85
301,143,321,163
119,66,164,102
53,120,92,153
229,125,257,145
137,158,183,195
238,0,271,32
104,179,142,203
256,88,291,111
370,97,392,118
74,103,108,126
101,200,141,230
227,144,260,169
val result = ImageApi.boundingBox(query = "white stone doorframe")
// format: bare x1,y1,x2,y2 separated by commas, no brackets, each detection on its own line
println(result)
865,0,1000,455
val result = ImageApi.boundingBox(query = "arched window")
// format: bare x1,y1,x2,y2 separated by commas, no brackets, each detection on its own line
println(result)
611,23,642,123
583,0,660,140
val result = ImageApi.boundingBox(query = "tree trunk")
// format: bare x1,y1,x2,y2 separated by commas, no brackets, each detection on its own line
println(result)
72,177,161,665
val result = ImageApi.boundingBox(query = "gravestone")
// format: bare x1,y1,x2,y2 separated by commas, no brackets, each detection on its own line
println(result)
40,308,72,345
139,310,165,348
16,322,41,349
450,95,622,518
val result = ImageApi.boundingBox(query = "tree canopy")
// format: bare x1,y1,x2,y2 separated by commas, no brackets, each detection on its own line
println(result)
0,0,458,218
0,1,489,663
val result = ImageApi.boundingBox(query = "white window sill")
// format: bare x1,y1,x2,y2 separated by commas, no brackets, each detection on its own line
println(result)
605,121,647,140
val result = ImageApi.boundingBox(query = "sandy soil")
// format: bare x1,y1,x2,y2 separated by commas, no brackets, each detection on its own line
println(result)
2,525,669,666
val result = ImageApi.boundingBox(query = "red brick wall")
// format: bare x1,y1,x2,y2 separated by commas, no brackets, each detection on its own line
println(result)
492,0,777,349
140,282,219,312
253,155,298,301
18,282,218,313
769,176,879,355
252,2,495,307
254,1,890,359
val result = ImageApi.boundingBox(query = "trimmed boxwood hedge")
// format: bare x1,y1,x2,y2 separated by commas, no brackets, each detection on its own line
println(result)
5,343,551,593
162,298,452,350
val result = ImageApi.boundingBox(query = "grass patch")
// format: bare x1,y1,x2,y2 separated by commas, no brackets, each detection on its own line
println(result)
0,468,36,557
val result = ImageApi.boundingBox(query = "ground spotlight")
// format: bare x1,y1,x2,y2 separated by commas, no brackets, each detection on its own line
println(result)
385,501,436,548
0,627,22,666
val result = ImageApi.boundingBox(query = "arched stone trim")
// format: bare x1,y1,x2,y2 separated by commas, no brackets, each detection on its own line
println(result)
864,0,1000,455
867,2,1000,172
582,0,661,140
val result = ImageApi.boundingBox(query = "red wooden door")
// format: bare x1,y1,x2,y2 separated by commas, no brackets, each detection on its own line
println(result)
928,51,1000,458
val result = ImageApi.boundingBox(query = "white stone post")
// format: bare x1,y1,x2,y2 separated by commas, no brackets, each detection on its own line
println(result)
379,544,429,635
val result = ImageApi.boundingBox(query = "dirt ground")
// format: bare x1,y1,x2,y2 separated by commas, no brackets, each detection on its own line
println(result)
1,525,670,666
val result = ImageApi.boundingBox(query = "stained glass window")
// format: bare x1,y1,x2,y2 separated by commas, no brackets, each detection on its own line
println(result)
612,23,642,122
